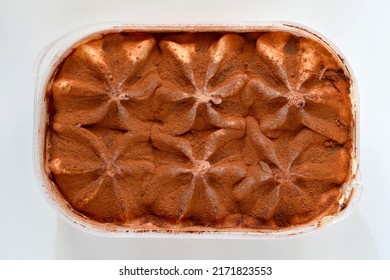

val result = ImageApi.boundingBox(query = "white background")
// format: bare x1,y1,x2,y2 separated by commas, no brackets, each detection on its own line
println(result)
0,0,389,259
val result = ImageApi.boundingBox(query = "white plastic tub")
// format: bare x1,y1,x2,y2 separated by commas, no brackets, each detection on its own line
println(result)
33,22,361,238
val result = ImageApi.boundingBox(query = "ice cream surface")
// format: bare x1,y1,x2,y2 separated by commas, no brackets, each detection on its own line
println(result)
47,30,353,230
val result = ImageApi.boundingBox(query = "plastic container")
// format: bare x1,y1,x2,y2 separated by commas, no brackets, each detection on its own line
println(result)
33,22,361,238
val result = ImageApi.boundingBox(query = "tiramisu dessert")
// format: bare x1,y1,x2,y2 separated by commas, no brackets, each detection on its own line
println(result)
46,29,354,231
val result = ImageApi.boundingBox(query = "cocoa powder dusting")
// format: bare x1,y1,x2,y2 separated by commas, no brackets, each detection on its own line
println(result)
47,31,353,230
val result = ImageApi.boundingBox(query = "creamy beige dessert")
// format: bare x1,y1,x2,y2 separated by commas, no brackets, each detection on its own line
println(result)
47,30,353,230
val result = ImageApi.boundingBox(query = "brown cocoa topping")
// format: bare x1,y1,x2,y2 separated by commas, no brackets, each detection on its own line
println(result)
47,31,353,230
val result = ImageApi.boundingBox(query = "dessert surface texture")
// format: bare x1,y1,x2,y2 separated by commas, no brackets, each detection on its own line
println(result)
48,30,353,230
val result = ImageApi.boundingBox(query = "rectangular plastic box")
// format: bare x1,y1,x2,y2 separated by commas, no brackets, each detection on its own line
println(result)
33,22,361,238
